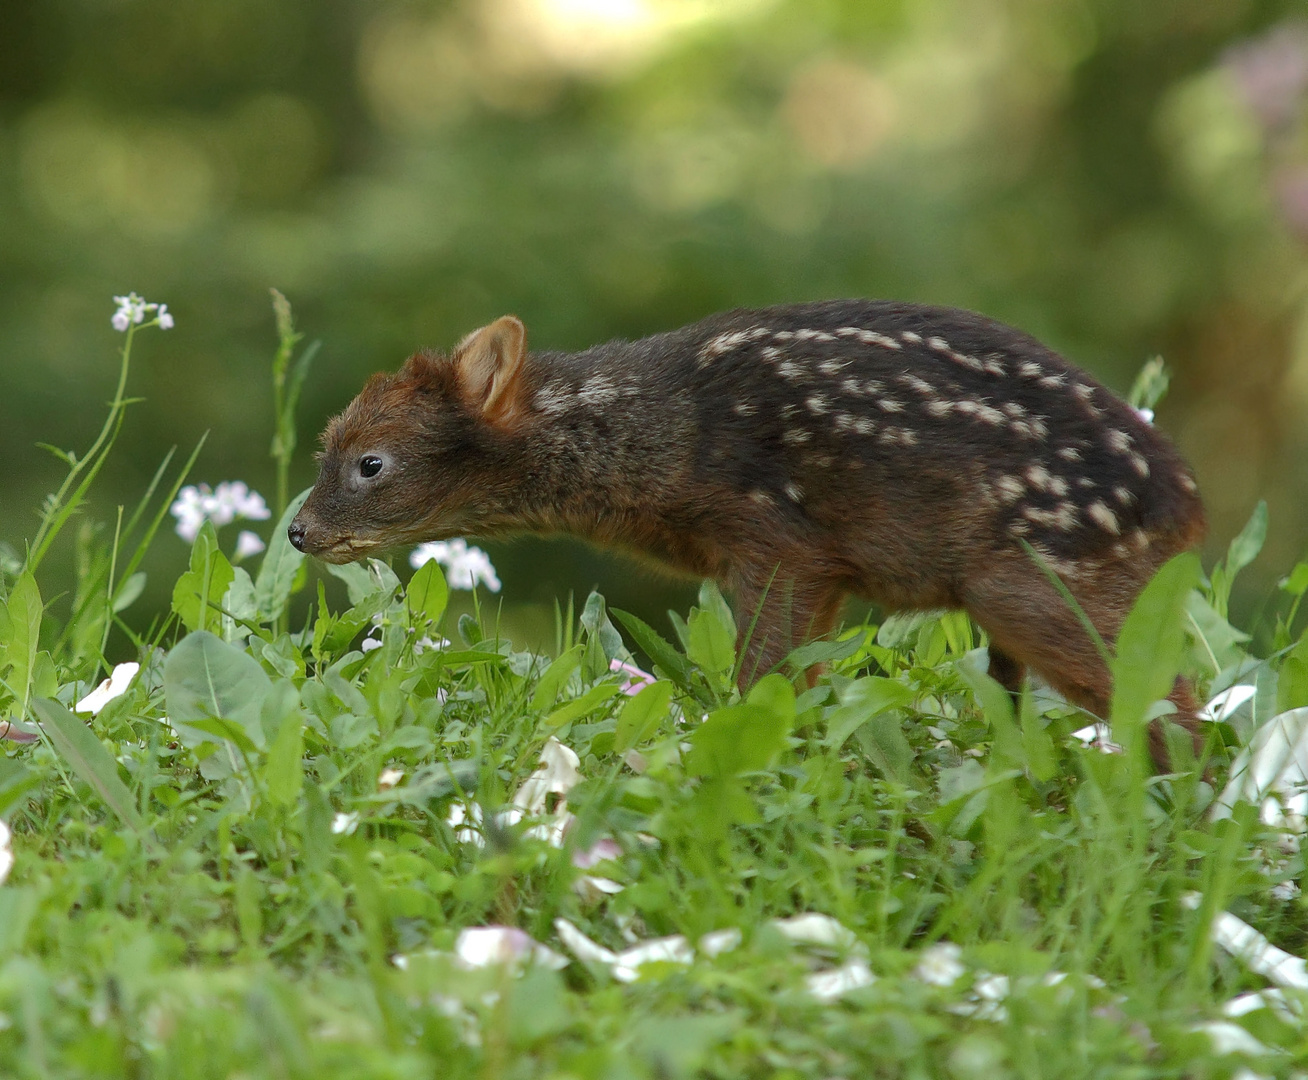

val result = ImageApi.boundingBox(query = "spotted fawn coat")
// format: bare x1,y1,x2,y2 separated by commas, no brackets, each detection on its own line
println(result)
291,300,1207,765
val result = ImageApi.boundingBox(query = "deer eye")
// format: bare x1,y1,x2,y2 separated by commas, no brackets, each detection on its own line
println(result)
359,455,384,479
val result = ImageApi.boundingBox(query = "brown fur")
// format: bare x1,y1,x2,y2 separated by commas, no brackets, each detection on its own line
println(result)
291,301,1208,769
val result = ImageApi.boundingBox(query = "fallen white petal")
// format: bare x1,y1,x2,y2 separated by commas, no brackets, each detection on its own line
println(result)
915,942,965,987
74,662,140,715
1214,707,1308,831
331,811,359,836
573,875,624,903
698,928,743,957
806,959,875,1002
1193,1020,1271,1057
608,936,693,982
554,917,619,966
455,926,567,971
1203,684,1257,723
772,913,860,951
514,738,583,816
1070,722,1123,754
378,768,404,790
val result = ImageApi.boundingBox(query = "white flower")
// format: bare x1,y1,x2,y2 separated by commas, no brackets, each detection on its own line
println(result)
915,941,966,987
111,293,173,332
410,539,501,592
378,768,404,790
234,530,266,560
170,481,272,542
0,820,12,885
331,811,359,835
75,662,140,715
454,926,567,972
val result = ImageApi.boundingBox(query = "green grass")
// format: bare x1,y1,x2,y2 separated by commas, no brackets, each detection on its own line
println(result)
1,298,1308,1078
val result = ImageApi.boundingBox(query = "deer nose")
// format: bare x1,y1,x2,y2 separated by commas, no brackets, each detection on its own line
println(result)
287,521,307,551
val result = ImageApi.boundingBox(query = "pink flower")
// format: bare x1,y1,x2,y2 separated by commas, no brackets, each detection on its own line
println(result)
610,658,656,695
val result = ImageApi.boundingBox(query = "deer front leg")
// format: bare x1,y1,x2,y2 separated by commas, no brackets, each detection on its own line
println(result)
729,565,847,690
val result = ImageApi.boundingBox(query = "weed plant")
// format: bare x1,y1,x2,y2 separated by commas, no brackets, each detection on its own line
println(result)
0,295,1306,1078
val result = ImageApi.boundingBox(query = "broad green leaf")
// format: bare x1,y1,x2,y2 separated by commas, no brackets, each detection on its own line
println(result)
531,645,584,710
111,572,147,614
4,572,42,714
614,680,675,752
264,709,304,806
222,566,258,642
686,673,795,777
1110,552,1202,753
164,630,272,751
1226,500,1267,578
824,676,915,749
546,682,622,727
611,608,696,693
171,521,235,633
580,590,624,663
1282,562,1308,598
32,698,145,833
326,558,400,607
254,489,310,623
1185,591,1250,676
0,758,39,818
686,580,735,679
186,717,260,755
1279,629,1308,714
956,655,1023,771
855,714,915,784
406,559,448,628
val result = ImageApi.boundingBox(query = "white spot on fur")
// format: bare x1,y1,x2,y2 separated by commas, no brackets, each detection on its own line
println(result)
1105,429,1131,453
818,359,848,375
777,361,805,381
900,374,937,396
1023,503,1079,531
733,401,756,417
1179,474,1198,493
534,388,573,415
805,395,830,415
1129,453,1150,478
925,400,955,418
578,376,620,406
841,377,863,396
983,357,1006,377
1077,477,1096,489
782,429,812,445
1072,383,1094,401
780,403,798,419
901,330,922,344
1037,374,1065,390
1018,361,1043,378
785,481,804,503
1086,501,1120,534
876,398,905,413
833,412,856,431
1025,464,1051,489
853,417,876,435
699,326,769,364
995,475,1025,503
792,328,834,343
809,453,836,467
1113,485,1134,505
1056,446,1081,462
760,345,782,361
878,427,917,447
1132,528,1150,550
835,326,901,350
750,489,775,506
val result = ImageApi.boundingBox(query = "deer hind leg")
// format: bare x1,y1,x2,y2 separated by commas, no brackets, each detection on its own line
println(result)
731,567,847,690
959,552,1202,770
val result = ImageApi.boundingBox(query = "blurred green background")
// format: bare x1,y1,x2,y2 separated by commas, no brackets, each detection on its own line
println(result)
3,0,1308,647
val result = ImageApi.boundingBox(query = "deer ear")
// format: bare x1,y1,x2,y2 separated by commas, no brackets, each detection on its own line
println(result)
452,315,527,423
